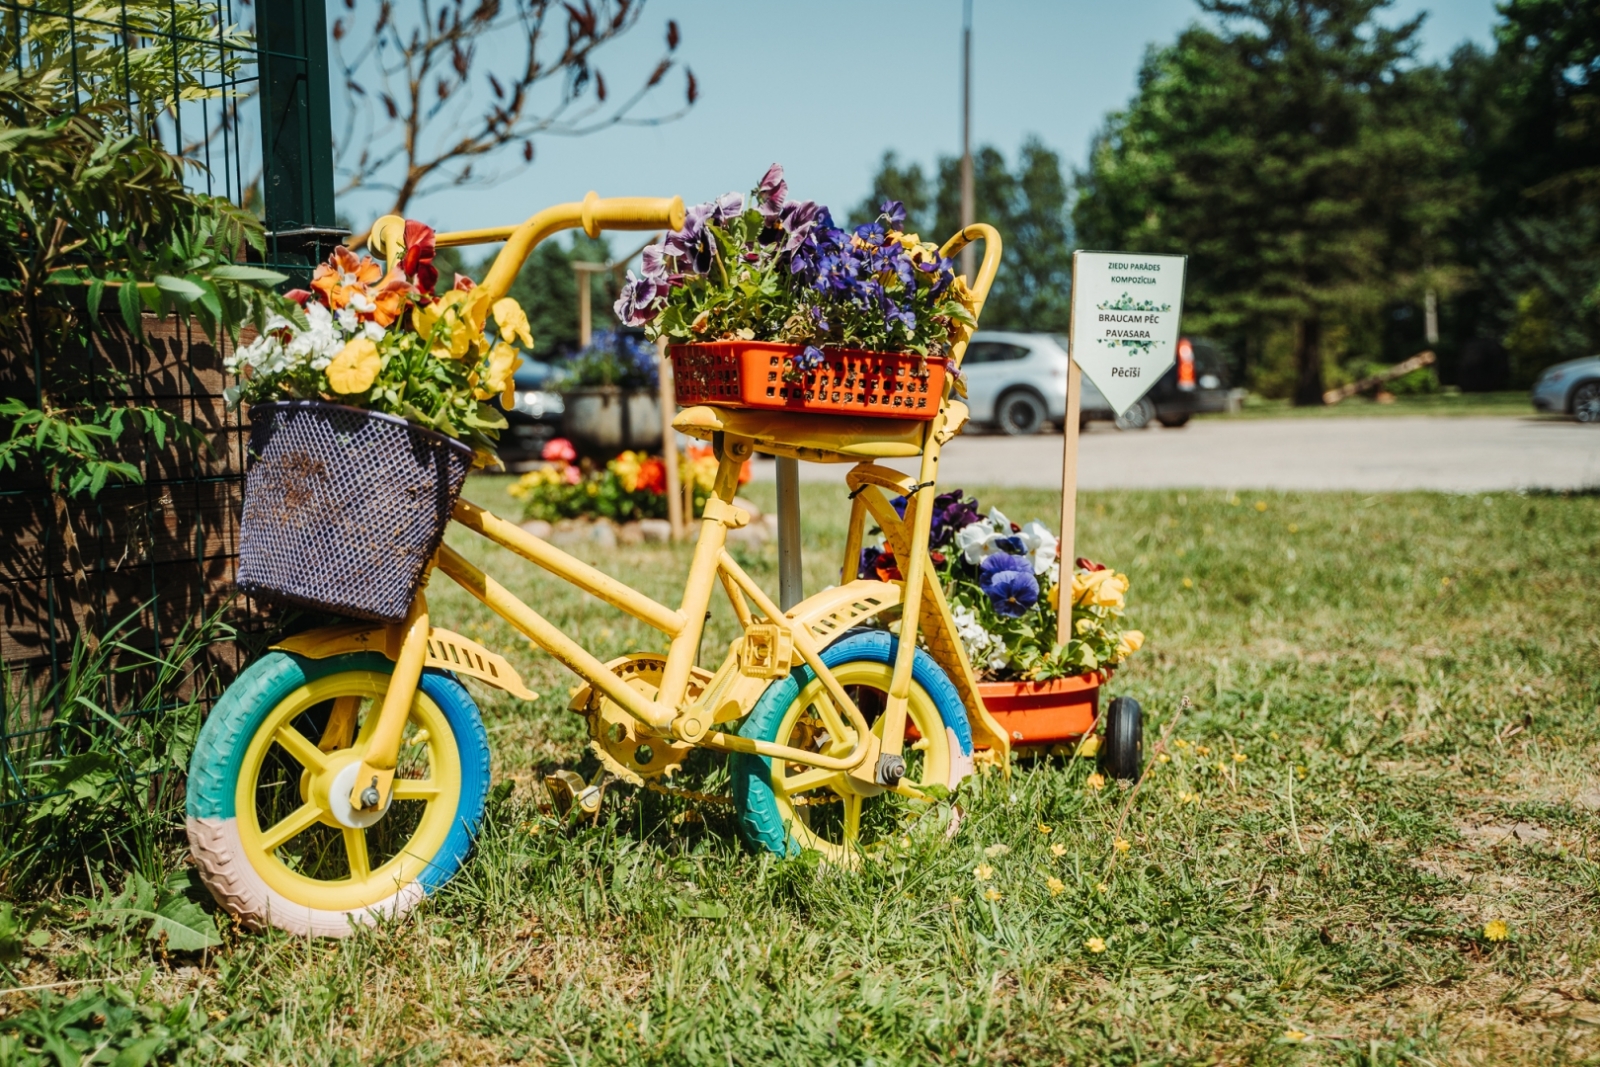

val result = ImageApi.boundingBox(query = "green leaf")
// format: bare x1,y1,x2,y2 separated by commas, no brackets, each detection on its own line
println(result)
148,894,221,952
153,273,204,301
208,264,287,284
118,277,142,334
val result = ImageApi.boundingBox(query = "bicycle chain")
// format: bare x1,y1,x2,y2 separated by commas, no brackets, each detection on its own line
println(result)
642,780,841,807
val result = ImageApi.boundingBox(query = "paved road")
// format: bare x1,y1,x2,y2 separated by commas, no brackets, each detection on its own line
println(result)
747,416,1600,491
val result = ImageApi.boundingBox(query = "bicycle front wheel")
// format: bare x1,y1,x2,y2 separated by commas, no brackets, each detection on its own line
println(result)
186,652,490,937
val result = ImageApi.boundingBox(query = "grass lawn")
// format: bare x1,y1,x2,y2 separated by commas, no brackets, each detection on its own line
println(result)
5,477,1600,1065
1216,390,1534,420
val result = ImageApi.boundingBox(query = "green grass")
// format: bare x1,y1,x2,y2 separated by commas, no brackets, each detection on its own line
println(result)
5,479,1600,1065
1216,390,1534,419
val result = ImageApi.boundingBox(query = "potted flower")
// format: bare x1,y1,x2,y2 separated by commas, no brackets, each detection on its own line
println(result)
223,222,536,622
559,329,663,454
614,164,977,420
861,490,1144,749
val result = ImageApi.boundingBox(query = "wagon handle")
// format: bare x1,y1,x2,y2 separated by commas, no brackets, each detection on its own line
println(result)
939,223,1003,371
367,192,686,304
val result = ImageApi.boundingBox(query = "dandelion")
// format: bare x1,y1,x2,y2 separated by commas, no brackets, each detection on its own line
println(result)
973,864,994,881
1233,752,1248,763
1283,1030,1310,1042
1287,523,1299,533
1442,576,1452,586
1086,937,1107,954
984,843,1010,858
1046,876,1065,896
1174,739,1190,749
1096,882,1109,893
1157,753,1171,764
1087,773,1106,792
1113,838,1131,852
1050,843,1067,857
984,887,1004,902
1037,823,1053,835
1255,500,1268,512
1483,919,1509,942
1196,745,1211,756
1182,577,1194,589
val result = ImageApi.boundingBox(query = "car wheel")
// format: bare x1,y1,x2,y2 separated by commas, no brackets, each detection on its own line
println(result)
1573,382,1600,424
995,390,1048,436
1114,398,1155,431
1156,413,1191,428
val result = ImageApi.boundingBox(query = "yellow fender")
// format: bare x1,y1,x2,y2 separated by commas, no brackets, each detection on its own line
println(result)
273,623,539,702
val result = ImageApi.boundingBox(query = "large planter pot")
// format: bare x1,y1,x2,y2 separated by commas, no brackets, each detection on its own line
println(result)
561,386,661,454
236,401,473,623
670,341,946,421
978,672,1105,747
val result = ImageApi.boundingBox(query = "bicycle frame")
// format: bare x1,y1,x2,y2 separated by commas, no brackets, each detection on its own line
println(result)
280,195,1011,812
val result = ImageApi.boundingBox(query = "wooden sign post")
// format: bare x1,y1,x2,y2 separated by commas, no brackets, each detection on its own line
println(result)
1057,250,1188,647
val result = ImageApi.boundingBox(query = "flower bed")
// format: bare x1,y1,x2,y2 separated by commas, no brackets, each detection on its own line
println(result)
509,437,750,524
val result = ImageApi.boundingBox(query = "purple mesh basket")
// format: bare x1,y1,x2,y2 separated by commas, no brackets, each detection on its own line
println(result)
236,401,474,623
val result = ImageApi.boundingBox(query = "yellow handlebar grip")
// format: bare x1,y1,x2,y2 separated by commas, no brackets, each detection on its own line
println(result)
579,192,686,237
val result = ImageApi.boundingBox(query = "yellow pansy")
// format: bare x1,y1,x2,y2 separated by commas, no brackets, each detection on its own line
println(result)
474,342,521,404
416,288,490,360
1049,584,1060,611
492,297,534,348
1074,569,1129,609
326,337,381,394
1116,629,1144,658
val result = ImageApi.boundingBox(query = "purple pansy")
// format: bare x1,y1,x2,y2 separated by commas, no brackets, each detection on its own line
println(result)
614,270,665,326
794,345,826,372
979,553,1040,618
757,163,787,213
880,199,907,229
929,490,980,548
712,191,744,223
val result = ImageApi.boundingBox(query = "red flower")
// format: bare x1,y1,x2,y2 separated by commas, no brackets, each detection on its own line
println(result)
636,457,668,494
285,288,313,306
401,219,438,294
873,547,903,583
930,550,947,566
542,437,577,462
1076,557,1106,572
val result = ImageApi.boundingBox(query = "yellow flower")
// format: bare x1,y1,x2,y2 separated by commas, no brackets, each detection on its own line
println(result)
1113,838,1131,852
1156,753,1170,764
612,450,643,492
1075,617,1094,635
1116,629,1144,658
492,297,534,347
1287,523,1300,533
1096,881,1109,893
1283,1030,1309,1042
1049,583,1060,611
416,288,491,359
1050,843,1067,857
1233,752,1248,763
326,337,381,394
973,864,994,881
1073,568,1128,609
1037,823,1052,835
1086,937,1106,954
984,887,1004,902
1255,500,1268,511
1045,876,1065,896
475,342,522,405
1174,739,1190,749
1196,745,1211,756
1087,772,1106,792
1483,919,1509,942
1181,577,1194,589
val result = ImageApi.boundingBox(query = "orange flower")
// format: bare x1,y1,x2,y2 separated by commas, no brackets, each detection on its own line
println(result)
367,266,415,328
310,246,382,311
637,456,668,494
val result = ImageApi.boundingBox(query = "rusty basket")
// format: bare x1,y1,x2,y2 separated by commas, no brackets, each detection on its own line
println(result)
670,340,946,421
236,401,474,623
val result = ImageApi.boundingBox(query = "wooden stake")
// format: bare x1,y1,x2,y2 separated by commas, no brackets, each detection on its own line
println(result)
1057,251,1082,648
1056,360,1082,648
656,337,685,540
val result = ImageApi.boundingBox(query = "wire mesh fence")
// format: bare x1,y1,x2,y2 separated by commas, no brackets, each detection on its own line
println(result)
0,0,337,821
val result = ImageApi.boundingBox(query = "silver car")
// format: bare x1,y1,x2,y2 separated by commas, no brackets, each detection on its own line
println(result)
1531,356,1600,423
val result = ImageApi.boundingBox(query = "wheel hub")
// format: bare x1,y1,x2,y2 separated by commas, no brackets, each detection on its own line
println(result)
315,752,392,829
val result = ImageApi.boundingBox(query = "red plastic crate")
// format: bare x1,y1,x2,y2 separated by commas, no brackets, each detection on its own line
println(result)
669,341,946,421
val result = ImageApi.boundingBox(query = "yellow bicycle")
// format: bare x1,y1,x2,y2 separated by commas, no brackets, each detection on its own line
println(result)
186,195,1011,936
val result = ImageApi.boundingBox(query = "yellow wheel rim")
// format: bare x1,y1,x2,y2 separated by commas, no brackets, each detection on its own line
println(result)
234,671,461,912
769,660,951,864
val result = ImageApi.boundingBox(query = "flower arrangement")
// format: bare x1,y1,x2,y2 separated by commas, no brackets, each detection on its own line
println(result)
508,437,750,523
222,221,535,462
860,490,1143,680
614,164,977,371
560,329,659,391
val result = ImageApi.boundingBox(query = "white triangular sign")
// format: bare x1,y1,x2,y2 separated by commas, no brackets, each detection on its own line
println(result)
1069,251,1188,416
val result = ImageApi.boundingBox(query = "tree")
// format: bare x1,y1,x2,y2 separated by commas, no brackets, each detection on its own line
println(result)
1074,0,1474,404
332,0,695,231
852,139,1074,333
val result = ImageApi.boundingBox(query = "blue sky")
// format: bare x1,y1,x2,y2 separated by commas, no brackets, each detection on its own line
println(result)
335,0,1500,251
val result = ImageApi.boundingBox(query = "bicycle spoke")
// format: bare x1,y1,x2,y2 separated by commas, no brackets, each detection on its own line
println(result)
842,794,862,841
274,724,328,774
390,778,441,800
258,802,322,853
343,827,371,881
318,697,360,752
779,767,845,796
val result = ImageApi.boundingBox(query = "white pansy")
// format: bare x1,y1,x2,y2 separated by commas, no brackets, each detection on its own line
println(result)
954,520,993,564
222,384,241,409
1018,520,1058,575
347,290,376,314
363,320,386,342
337,306,359,333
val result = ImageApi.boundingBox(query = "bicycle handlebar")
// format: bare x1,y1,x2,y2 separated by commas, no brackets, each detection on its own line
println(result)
939,223,1003,371
367,192,686,304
